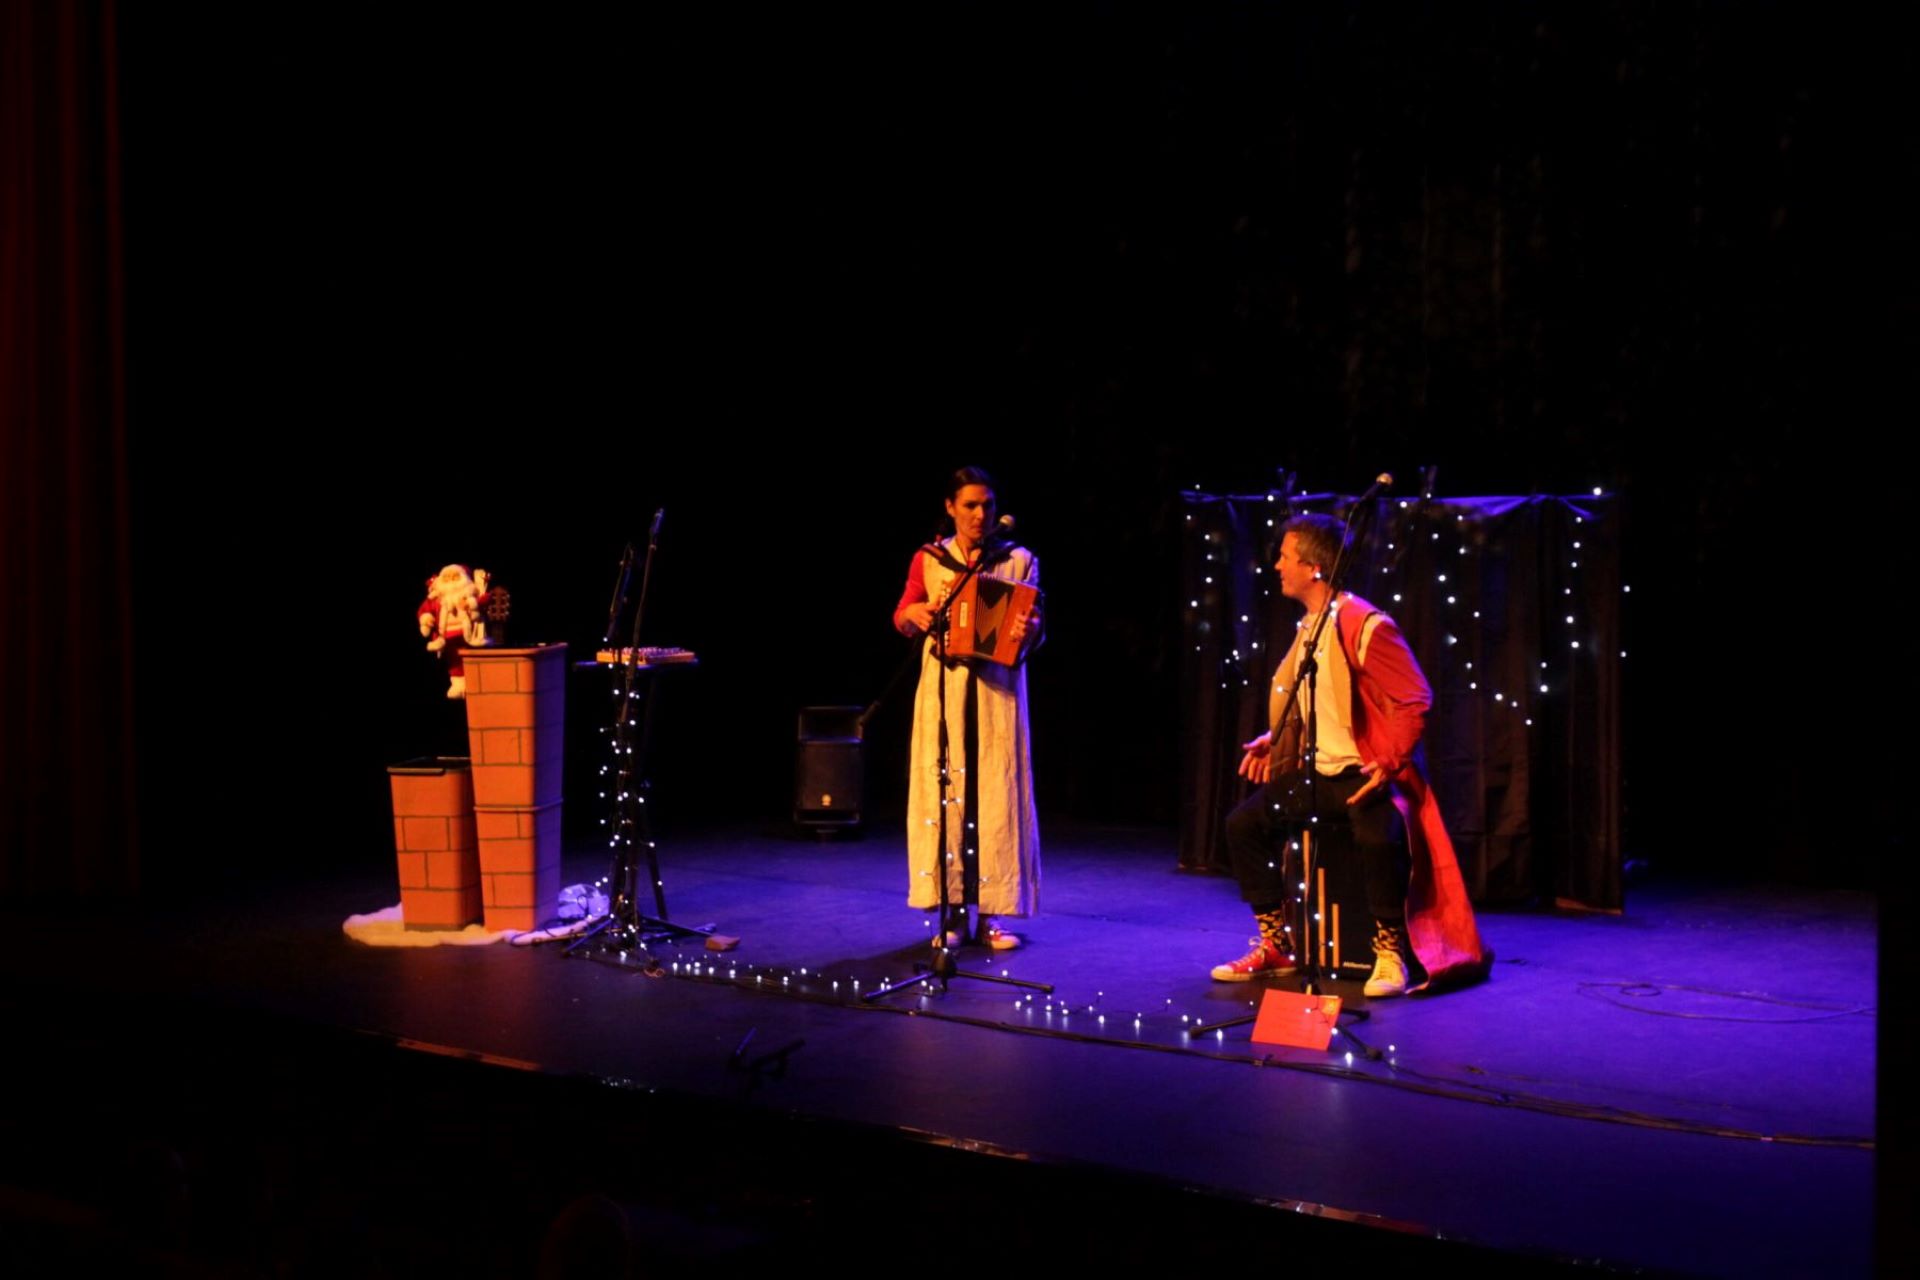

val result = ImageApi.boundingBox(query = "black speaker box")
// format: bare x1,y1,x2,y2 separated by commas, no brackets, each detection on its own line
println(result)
795,705,864,828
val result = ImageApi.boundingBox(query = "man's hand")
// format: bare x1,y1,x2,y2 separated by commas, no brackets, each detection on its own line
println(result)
1238,731,1274,783
1010,602,1040,646
1346,760,1389,805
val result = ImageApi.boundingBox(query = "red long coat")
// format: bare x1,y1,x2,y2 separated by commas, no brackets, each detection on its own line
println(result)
1329,593,1492,990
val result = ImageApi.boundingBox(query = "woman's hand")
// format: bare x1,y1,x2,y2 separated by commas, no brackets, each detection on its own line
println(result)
1009,601,1041,645
898,601,938,636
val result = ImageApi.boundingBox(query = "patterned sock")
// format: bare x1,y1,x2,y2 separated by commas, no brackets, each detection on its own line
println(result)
1254,905,1292,958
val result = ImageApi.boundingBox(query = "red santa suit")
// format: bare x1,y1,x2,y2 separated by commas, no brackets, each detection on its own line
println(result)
418,574,489,677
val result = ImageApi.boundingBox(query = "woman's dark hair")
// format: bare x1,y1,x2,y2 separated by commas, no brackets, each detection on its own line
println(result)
939,466,998,537
944,465,996,502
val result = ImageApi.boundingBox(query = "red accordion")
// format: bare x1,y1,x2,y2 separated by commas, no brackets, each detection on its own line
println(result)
943,574,1041,666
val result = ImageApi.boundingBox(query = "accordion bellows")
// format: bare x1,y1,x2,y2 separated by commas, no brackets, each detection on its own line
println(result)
944,575,1040,666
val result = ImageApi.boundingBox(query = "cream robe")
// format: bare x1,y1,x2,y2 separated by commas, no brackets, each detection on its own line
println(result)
904,542,1040,916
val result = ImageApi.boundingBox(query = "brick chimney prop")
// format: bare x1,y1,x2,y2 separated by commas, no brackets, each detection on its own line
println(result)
387,758,483,930
461,643,568,931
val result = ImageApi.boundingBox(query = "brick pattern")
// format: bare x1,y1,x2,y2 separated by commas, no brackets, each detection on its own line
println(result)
461,644,567,931
388,760,482,930
474,801,563,930
463,645,567,809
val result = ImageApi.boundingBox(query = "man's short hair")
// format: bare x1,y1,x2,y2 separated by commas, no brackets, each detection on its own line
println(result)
1282,513,1346,575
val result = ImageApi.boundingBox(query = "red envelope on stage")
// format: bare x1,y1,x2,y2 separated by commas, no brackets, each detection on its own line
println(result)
1250,989,1344,1050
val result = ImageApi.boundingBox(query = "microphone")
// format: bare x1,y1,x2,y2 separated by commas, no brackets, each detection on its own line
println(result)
1358,473,1393,501
988,514,1017,542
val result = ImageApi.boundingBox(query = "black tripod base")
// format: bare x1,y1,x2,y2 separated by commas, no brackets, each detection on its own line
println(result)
861,946,1055,1002
564,911,714,967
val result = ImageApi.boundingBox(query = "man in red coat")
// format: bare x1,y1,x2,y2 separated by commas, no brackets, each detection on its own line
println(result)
1211,514,1490,996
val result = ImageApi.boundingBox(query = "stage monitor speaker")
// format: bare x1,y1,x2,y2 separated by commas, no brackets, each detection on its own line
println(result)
794,705,863,829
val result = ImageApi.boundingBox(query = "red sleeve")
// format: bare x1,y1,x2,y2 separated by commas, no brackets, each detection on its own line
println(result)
1352,611,1430,774
892,551,928,635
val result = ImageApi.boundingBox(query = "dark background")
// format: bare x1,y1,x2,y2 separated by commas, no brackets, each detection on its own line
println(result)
86,4,1898,895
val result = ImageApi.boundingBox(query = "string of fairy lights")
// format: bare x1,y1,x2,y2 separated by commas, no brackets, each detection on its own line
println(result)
920,775,980,906
592,673,663,914
589,942,1867,1148
657,946,1365,1054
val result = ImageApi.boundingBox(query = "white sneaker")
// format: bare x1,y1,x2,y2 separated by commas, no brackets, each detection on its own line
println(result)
1363,922,1409,998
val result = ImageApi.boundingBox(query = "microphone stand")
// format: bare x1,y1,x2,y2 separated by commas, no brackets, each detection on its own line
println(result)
601,542,634,648
569,513,714,965
864,530,1053,1003
1194,482,1388,1057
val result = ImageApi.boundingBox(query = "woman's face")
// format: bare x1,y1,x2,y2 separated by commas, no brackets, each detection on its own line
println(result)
945,484,997,546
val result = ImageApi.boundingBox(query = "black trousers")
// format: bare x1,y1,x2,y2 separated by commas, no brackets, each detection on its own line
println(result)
1223,767,1409,921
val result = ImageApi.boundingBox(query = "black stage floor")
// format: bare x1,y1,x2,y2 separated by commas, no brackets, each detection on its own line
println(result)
4,823,1876,1276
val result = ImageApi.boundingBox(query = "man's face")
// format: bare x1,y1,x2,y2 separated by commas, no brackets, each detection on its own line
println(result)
1274,532,1321,603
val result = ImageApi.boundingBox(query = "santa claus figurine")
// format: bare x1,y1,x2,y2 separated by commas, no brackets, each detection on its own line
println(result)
417,564,497,698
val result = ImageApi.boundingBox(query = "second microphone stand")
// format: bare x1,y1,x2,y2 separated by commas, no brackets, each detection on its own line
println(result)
568,514,713,966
